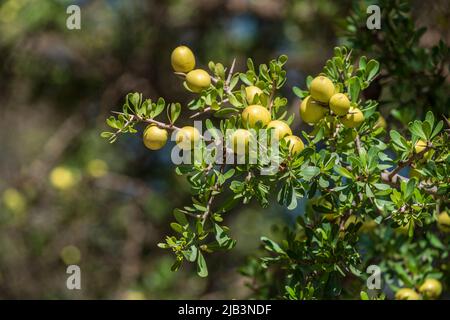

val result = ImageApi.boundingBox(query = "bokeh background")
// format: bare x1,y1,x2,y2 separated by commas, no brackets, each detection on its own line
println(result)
0,0,448,299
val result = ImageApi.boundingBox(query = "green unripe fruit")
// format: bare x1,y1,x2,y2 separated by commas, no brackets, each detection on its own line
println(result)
186,69,211,93
395,288,421,300
2,188,26,213
419,278,442,299
329,93,350,116
310,76,335,103
143,124,168,150
437,211,450,233
242,104,271,128
245,86,263,104
171,46,196,73
299,96,327,124
283,135,304,155
176,126,201,150
340,107,364,128
231,129,251,155
267,120,292,140
60,245,81,265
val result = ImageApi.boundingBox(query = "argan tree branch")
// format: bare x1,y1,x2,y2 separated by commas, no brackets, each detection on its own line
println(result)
388,144,431,180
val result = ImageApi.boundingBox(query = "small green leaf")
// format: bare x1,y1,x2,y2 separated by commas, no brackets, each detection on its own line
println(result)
170,102,181,124
223,169,235,180
359,56,367,70
373,183,391,191
408,121,427,140
100,131,114,139
430,120,443,139
302,166,320,181
261,237,285,254
348,77,360,102
335,166,353,179
106,116,119,129
170,222,183,233
171,258,182,272
247,58,255,72
360,291,369,300
173,209,189,225
197,252,208,277
187,245,198,262
365,60,379,81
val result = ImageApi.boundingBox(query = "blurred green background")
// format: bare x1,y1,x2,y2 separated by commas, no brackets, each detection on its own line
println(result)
0,0,448,299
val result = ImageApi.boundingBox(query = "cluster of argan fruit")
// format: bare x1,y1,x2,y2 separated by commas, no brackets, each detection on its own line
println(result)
143,46,305,156
300,75,364,128
395,278,443,300
141,47,202,151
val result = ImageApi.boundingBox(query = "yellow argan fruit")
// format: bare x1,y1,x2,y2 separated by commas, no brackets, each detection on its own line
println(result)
267,120,292,140
176,126,201,150
340,107,364,128
329,93,350,116
283,135,304,155
86,159,109,178
395,288,422,300
414,139,427,154
241,104,271,128
419,278,442,299
245,86,263,104
299,96,328,124
2,188,26,213
123,290,146,300
231,129,251,155
186,69,211,93
374,115,387,129
50,166,78,190
60,245,81,265
171,45,195,73
310,76,335,103
437,211,450,233
143,124,168,150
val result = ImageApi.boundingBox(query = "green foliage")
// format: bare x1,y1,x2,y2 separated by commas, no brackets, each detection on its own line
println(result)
342,0,450,123
103,43,450,299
